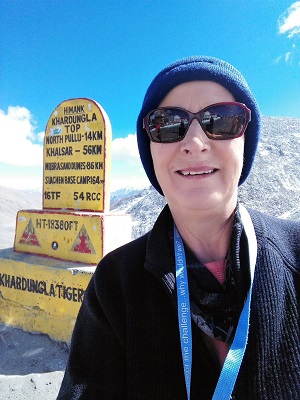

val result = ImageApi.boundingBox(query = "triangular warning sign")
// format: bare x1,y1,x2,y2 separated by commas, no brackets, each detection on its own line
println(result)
19,219,41,246
71,225,96,254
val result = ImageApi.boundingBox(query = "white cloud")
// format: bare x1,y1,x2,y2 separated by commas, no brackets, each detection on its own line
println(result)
111,133,149,190
278,2,300,38
0,106,44,166
274,55,282,64
285,51,292,62
112,133,140,164
277,3,300,65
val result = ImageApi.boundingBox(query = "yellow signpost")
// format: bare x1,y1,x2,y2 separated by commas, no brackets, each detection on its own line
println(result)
43,98,111,212
0,98,132,342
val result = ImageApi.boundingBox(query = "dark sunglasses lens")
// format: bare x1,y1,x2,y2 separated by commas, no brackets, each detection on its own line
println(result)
201,104,247,138
148,109,189,142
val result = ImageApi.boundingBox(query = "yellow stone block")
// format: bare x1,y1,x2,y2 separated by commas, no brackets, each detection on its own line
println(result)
14,210,131,264
0,249,95,342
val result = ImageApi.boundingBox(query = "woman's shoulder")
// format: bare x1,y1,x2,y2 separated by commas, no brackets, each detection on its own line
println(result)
247,207,300,269
86,233,151,301
247,207,300,233
96,232,149,273
108,232,149,257
91,206,171,291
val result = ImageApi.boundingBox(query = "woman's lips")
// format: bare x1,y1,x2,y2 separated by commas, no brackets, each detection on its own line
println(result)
176,168,218,176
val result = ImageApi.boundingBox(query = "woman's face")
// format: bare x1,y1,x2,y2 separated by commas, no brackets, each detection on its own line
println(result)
150,81,245,214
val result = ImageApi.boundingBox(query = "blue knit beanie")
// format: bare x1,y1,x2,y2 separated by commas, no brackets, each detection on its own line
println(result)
136,56,261,195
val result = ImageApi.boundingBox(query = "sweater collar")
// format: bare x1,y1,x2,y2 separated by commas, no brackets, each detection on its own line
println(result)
144,205,176,294
144,204,250,303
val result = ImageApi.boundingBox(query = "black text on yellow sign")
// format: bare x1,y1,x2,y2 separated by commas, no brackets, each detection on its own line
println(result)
43,98,112,212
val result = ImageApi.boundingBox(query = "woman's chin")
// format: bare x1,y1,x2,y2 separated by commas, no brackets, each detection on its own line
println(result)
167,187,237,214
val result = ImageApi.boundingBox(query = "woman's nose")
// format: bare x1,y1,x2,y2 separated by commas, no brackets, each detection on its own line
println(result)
180,119,210,154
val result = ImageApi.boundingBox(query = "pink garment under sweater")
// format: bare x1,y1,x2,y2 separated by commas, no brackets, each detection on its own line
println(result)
203,260,229,368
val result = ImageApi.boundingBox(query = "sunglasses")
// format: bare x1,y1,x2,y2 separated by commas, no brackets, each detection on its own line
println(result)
143,102,251,143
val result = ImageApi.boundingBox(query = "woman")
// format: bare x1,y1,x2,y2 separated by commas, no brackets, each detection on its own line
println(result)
57,56,300,399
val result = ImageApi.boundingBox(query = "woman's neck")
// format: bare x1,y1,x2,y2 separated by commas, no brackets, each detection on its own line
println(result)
170,204,236,264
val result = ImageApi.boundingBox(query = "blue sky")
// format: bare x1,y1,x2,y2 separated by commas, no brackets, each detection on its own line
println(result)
0,0,299,191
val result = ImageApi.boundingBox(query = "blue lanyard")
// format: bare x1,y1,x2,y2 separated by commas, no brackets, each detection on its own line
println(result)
174,225,193,399
174,205,257,400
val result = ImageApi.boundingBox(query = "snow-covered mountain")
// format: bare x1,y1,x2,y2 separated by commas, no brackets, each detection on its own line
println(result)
238,116,300,219
0,115,299,248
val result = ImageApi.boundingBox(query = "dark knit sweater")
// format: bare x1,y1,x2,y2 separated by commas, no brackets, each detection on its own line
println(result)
57,206,300,399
